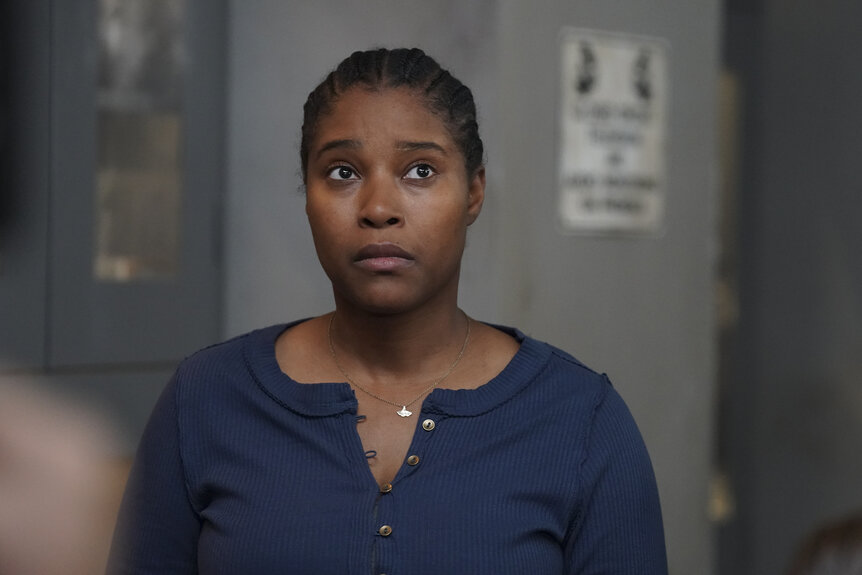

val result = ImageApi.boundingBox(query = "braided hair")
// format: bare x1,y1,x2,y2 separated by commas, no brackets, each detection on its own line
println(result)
300,48,484,181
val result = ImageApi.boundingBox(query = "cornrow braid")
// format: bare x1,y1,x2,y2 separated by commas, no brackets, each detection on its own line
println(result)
300,48,484,182
373,52,386,83
423,70,451,98
400,49,424,81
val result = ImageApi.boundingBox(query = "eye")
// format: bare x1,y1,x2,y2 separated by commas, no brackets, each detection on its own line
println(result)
327,165,359,180
405,164,436,180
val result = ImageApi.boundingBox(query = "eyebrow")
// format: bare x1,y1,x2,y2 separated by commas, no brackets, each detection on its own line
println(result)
316,139,361,159
395,141,447,154
315,139,448,159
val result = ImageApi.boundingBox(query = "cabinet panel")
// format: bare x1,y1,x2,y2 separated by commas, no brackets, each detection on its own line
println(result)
48,0,225,367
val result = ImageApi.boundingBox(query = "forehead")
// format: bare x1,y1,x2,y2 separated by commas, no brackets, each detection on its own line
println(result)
310,87,455,152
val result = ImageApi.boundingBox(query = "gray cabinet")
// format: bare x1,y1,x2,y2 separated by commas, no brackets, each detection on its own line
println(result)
49,0,225,367
1,0,226,449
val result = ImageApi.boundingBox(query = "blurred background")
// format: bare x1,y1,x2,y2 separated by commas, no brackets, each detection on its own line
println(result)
1,1,859,573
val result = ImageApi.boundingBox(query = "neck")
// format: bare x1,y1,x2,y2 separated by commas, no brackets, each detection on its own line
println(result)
328,301,469,384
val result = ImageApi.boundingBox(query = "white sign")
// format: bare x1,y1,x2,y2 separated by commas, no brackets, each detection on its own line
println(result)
558,28,669,235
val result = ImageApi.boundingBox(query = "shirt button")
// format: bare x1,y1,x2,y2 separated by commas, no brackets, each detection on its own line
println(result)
378,525,393,536
422,418,436,431
380,483,393,493
406,454,420,466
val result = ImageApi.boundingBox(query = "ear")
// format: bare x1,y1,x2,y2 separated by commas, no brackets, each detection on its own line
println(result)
465,167,485,226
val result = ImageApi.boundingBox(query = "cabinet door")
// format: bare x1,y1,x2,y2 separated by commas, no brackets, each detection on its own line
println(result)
49,0,225,367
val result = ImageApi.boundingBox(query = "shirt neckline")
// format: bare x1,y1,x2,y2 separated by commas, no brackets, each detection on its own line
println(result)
243,320,552,418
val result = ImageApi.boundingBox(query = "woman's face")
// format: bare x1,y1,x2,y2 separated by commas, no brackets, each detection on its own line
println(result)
305,87,485,316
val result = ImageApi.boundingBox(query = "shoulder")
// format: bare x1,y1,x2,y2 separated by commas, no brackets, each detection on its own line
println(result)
509,331,649,460
512,328,614,405
535,341,640,445
527,338,658,507
468,324,617,427
169,323,292,402
488,323,601,377
177,324,279,374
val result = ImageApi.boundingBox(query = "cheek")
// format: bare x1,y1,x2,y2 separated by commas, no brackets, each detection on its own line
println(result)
308,218,341,254
427,196,472,233
306,203,339,254
306,202,324,230
306,193,335,229
418,205,469,255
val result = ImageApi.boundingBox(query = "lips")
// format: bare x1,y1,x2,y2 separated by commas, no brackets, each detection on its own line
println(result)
354,242,415,272
355,243,413,261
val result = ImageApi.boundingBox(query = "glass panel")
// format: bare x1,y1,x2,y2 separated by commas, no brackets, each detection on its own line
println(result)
95,0,185,281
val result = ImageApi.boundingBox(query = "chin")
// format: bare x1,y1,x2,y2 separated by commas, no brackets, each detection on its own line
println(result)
353,297,419,317
336,286,430,317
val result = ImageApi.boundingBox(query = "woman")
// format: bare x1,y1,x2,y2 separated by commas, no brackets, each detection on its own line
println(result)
108,48,667,574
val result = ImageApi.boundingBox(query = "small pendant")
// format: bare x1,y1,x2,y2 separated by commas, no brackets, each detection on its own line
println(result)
396,406,412,417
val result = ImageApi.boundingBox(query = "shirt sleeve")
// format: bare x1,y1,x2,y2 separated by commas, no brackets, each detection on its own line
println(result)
106,372,201,574
564,380,668,574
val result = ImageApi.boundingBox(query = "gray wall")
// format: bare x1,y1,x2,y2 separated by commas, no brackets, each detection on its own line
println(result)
225,2,720,573
726,1,862,573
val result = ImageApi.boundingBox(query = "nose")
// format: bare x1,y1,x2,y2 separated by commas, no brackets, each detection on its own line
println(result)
358,174,403,228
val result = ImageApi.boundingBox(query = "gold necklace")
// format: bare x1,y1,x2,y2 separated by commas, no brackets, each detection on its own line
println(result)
327,313,471,417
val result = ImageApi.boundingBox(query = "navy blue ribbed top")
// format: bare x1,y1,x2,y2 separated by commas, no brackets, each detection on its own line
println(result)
108,321,667,574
